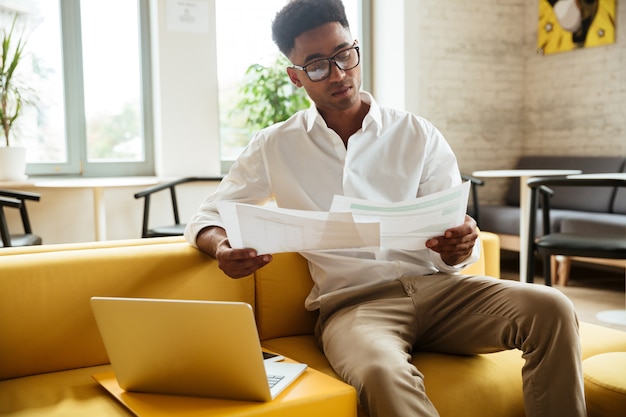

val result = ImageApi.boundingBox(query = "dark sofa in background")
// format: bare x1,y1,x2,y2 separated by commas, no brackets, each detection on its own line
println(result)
479,156,626,285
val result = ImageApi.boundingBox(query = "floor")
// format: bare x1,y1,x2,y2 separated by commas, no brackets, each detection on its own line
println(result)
500,251,626,331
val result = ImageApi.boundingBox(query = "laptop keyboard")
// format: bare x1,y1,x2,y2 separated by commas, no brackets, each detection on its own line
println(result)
267,374,285,388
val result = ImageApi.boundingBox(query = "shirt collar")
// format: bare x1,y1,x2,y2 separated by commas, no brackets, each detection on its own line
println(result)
305,91,383,136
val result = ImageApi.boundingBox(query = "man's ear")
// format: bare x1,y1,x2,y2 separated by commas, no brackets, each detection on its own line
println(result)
286,67,303,88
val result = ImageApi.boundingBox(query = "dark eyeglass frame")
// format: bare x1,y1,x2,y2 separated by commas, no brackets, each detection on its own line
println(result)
291,42,360,82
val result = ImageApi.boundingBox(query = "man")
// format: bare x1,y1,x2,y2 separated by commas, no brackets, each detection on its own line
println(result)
184,1,586,416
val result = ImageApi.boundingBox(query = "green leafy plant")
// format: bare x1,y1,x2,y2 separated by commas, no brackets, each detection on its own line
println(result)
0,15,35,147
232,54,310,133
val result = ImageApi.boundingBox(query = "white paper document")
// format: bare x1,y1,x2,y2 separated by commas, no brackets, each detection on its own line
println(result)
330,181,470,251
217,202,380,254
217,182,469,254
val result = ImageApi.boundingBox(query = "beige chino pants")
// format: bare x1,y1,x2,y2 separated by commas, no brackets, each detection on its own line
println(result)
316,274,586,417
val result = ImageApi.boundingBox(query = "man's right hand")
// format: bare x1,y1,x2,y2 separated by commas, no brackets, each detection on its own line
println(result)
196,226,273,278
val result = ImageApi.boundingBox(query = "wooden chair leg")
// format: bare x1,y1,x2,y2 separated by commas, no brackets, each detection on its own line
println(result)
557,256,572,286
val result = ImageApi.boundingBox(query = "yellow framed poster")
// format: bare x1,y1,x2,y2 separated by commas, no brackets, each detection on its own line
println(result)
537,0,616,55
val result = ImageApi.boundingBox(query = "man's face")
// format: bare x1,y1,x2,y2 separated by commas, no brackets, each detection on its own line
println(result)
286,22,361,115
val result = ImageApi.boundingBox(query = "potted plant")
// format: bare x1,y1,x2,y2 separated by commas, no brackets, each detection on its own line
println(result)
220,54,310,171
232,54,310,134
0,15,34,181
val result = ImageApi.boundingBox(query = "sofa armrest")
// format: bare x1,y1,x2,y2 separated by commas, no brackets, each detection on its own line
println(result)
254,253,318,341
464,231,500,278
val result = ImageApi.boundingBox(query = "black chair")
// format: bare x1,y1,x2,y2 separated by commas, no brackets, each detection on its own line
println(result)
0,189,42,248
526,176,626,285
462,173,484,227
134,177,222,238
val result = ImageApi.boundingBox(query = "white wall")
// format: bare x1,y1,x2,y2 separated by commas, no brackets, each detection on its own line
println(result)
150,0,221,177
370,0,406,108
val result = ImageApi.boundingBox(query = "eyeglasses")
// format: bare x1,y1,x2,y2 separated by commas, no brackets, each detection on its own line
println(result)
291,43,360,82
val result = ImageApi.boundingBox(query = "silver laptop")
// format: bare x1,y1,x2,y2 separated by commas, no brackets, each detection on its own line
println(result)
90,297,307,402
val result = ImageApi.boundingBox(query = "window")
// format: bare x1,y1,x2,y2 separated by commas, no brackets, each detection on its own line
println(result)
1,0,153,177
215,0,365,171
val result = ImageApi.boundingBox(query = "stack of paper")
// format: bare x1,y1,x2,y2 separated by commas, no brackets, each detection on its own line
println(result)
217,182,469,254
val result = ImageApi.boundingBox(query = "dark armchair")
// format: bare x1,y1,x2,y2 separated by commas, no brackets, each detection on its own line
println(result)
134,177,222,238
462,173,484,227
526,176,626,285
0,189,42,248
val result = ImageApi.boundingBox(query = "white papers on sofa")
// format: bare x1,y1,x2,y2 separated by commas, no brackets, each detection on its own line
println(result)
217,181,469,254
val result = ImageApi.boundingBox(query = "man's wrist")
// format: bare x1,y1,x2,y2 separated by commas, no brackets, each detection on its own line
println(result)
196,226,228,258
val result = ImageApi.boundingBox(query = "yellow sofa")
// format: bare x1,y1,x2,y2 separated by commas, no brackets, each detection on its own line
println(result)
1,233,625,417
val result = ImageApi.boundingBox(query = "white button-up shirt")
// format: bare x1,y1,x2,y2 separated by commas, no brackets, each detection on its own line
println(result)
185,92,479,310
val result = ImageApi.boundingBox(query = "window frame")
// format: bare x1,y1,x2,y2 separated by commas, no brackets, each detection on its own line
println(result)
25,0,155,177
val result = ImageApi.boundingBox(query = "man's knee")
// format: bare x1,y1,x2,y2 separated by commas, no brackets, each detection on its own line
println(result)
514,285,579,351
524,285,577,321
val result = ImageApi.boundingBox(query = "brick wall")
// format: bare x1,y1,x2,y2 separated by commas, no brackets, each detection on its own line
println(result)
390,0,625,204
524,0,625,159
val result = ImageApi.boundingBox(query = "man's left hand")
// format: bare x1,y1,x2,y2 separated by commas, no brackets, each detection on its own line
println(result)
425,215,478,266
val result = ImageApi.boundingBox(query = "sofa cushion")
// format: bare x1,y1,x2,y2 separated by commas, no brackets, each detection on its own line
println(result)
560,215,626,236
0,365,128,416
506,156,625,212
479,206,571,235
479,206,544,236
0,361,357,417
583,352,626,417
479,205,624,237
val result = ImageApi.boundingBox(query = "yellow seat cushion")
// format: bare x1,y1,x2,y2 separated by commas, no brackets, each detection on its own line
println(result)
583,352,626,417
0,363,357,417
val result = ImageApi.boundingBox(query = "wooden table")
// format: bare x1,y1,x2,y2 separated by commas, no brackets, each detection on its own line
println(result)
473,169,582,282
34,177,159,241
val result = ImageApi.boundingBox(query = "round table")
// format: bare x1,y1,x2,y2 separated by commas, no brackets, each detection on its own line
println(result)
472,169,582,282
34,177,159,241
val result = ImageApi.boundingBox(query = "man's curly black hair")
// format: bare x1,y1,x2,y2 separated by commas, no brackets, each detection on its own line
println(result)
271,0,350,57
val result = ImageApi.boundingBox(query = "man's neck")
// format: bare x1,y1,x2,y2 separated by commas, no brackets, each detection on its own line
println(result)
320,100,370,147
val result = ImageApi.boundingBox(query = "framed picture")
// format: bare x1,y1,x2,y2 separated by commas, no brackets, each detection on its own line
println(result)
537,0,616,55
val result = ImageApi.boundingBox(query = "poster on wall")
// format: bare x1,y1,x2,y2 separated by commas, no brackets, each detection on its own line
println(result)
537,0,616,55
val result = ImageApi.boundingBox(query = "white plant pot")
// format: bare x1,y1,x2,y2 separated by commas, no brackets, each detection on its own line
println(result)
0,146,27,181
